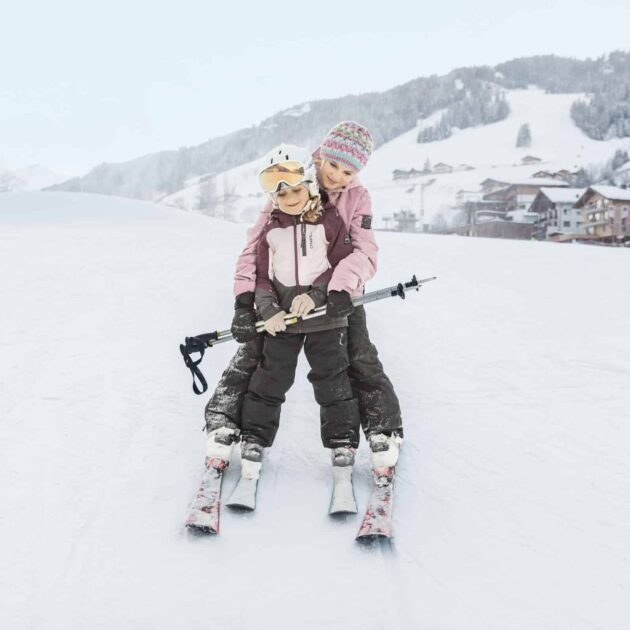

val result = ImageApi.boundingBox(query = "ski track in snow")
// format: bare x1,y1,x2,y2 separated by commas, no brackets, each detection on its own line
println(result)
1,192,629,630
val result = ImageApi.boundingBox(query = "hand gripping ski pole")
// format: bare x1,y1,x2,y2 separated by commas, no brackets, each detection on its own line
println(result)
180,274,436,394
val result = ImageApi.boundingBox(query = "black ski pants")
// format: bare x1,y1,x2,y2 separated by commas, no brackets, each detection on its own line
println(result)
204,306,403,438
240,328,360,449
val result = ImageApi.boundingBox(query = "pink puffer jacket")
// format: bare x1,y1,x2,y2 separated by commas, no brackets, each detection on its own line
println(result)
233,154,378,298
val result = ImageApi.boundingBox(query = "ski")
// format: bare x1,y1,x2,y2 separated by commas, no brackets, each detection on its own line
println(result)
226,476,259,511
185,457,228,534
356,466,395,542
329,466,358,515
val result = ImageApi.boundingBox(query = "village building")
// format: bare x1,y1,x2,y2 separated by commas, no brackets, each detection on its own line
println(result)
575,185,630,243
392,210,420,232
482,178,568,218
432,162,453,174
531,169,573,182
480,178,510,194
456,190,484,206
392,168,426,181
521,155,543,165
529,187,586,239
555,169,574,181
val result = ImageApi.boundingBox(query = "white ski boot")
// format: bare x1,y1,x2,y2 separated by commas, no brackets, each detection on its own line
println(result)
368,432,403,469
206,426,240,462
239,441,264,480
227,441,264,511
329,446,357,515
331,445,356,467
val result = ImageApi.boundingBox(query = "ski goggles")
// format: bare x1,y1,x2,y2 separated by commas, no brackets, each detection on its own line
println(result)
259,161,307,193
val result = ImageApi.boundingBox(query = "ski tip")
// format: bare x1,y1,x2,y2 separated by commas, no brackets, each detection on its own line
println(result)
185,522,219,536
226,501,256,512
355,533,394,550
328,510,358,524
329,506,358,516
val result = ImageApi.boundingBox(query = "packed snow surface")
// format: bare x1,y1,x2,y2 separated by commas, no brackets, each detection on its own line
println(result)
1,193,629,630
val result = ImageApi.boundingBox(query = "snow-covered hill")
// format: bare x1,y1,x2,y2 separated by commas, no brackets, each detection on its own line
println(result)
162,88,630,226
362,87,630,224
0,164,70,192
1,193,629,630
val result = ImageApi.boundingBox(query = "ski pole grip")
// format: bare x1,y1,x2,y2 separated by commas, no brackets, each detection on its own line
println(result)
405,274,419,289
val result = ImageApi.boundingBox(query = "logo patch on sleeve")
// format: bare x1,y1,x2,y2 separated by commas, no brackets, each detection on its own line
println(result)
361,215,372,229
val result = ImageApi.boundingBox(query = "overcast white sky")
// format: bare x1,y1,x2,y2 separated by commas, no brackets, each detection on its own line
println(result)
3,0,630,176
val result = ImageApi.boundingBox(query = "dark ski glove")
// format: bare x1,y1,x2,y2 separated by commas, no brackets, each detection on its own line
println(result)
326,290,354,319
231,292,258,343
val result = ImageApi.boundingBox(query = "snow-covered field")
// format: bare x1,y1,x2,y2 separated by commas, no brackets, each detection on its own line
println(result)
1,192,629,630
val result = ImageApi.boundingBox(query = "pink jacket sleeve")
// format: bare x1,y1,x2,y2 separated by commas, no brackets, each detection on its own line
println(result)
233,200,273,297
328,190,378,296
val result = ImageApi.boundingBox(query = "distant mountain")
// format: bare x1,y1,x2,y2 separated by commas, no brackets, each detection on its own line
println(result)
49,51,630,202
1,165,70,192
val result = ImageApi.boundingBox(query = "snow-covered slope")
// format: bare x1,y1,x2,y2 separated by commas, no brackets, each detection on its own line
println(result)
1,164,70,192
362,87,630,224
162,88,630,226
1,193,629,630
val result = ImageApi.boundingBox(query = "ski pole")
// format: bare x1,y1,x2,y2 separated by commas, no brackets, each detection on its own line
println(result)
180,274,435,394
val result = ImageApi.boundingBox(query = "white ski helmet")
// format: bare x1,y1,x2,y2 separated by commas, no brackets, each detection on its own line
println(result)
258,143,319,199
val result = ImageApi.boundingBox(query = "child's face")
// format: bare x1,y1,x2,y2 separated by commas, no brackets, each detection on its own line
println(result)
318,159,355,191
275,184,309,215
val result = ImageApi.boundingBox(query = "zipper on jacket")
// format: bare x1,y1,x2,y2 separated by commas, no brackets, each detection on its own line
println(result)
301,221,307,256
293,217,300,293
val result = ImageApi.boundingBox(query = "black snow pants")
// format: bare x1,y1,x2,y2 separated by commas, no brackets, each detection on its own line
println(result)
204,305,403,438
240,328,360,449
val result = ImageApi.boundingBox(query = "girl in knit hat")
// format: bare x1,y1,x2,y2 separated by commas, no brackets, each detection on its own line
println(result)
205,121,403,482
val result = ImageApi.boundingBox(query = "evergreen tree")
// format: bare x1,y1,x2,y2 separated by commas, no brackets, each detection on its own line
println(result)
516,123,532,148
612,148,629,170
572,168,591,188
198,176,218,215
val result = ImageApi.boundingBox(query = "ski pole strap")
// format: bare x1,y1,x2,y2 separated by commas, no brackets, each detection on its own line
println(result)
179,335,215,395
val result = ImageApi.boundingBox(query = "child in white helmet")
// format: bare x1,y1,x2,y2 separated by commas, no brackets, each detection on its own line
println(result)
227,144,361,488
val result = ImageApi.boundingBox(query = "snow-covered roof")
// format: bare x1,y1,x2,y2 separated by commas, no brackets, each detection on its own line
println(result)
590,185,630,202
484,177,567,188
509,178,568,187
538,187,585,203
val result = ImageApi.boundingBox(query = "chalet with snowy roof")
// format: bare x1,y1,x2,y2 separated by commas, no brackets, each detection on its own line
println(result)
432,162,453,174
555,169,574,180
521,155,542,165
530,188,586,239
480,178,510,194
575,185,630,243
532,170,553,179
392,168,425,181
482,178,568,219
